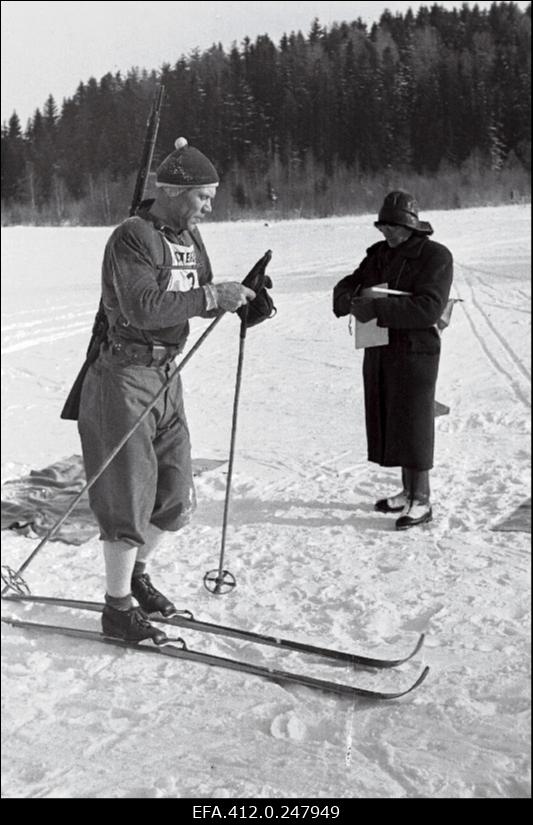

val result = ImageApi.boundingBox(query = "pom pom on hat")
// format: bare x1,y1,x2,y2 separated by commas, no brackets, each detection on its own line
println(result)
156,137,220,188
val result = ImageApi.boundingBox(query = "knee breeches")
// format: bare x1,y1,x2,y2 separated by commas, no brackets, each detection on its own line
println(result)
78,356,195,546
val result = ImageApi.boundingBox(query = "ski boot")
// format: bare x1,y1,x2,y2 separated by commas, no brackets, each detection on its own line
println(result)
131,572,177,617
101,604,168,646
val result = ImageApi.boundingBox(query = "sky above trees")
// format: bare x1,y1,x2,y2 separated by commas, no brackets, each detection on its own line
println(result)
2,1,531,125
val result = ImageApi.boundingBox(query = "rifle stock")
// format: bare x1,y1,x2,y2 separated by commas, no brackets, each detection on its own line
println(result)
60,84,166,421
60,303,109,420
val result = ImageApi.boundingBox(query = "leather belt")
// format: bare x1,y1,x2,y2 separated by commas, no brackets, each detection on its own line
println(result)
110,340,180,366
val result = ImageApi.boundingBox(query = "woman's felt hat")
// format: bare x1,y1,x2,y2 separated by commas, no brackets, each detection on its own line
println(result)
375,190,433,235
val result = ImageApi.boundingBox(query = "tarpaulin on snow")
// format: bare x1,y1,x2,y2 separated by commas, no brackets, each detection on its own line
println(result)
491,499,531,534
1,455,226,545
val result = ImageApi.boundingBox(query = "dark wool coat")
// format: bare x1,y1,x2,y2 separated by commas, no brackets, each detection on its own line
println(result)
333,234,453,470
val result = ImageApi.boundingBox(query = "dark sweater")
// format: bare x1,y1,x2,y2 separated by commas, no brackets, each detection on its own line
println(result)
101,208,214,348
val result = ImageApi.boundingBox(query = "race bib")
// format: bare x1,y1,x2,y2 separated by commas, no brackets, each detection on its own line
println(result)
164,238,199,292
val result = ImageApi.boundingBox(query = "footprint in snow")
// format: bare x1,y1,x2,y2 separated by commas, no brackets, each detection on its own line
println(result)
270,710,307,741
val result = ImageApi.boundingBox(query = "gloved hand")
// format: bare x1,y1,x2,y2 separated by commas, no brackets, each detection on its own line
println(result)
332,290,353,317
237,250,276,328
211,282,256,312
350,297,377,323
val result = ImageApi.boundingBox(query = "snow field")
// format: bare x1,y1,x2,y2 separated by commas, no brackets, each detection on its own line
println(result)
1,205,530,798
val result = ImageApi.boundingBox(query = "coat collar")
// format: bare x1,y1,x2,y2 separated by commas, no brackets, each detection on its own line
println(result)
395,233,428,259
368,233,428,260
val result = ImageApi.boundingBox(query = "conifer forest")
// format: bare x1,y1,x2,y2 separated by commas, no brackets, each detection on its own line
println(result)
1,2,530,224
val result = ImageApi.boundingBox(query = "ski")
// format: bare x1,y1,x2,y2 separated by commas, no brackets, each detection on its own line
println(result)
2,593,424,669
1,616,430,700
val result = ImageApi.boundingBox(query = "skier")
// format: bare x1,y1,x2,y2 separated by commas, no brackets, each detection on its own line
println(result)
333,191,453,530
78,138,255,643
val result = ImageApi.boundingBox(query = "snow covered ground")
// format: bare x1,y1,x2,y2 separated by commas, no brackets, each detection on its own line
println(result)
1,204,530,799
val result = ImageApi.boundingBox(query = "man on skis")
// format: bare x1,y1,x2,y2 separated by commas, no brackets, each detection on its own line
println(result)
78,138,255,644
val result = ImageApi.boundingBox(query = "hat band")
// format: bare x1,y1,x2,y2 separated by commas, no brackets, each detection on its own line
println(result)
156,181,219,189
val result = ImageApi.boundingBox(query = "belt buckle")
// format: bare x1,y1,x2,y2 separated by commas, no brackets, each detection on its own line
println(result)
151,345,167,366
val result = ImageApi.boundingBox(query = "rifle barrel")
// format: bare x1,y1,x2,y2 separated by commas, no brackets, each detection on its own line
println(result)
129,84,165,217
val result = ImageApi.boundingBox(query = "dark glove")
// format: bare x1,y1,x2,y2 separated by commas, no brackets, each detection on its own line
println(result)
237,250,277,329
350,297,377,323
332,289,353,317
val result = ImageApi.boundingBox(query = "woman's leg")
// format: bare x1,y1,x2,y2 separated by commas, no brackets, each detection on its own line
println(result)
375,469,409,513
403,468,430,503
395,469,432,530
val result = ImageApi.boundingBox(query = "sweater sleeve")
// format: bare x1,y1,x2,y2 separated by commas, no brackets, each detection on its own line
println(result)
374,246,453,329
106,223,209,329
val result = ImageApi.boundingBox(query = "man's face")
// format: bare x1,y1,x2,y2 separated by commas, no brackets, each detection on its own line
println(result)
171,186,217,229
378,224,412,247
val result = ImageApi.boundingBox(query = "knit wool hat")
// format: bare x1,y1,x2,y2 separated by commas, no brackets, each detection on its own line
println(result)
375,190,433,235
156,137,220,188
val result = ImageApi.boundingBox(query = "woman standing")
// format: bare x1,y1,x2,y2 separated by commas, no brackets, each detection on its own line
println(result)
333,191,453,530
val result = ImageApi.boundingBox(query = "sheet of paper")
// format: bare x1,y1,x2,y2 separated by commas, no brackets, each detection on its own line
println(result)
370,286,411,295
354,283,389,349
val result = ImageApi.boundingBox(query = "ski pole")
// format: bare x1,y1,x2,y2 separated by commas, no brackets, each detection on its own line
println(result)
203,312,248,594
1,314,224,597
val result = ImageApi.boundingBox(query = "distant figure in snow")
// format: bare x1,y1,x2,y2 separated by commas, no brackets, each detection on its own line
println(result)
78,138,255,643
332,191,453,530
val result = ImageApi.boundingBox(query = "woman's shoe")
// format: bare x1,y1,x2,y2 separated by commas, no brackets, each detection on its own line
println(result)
375,490,408,513
395,500,433,530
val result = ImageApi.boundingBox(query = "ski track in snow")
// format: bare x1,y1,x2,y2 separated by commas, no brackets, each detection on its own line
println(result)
1,308,95,354
1,205,531,799
453,265,530,405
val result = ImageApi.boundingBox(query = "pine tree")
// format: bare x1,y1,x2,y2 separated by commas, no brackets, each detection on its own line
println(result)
1,2,530,222
1,114,27,202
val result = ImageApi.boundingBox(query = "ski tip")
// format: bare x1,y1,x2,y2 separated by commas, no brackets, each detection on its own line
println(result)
373,632,426,668
412,665,430,691
384,665,430,700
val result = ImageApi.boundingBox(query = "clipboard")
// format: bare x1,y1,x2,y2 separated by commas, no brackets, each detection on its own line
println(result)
353,284,412,349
